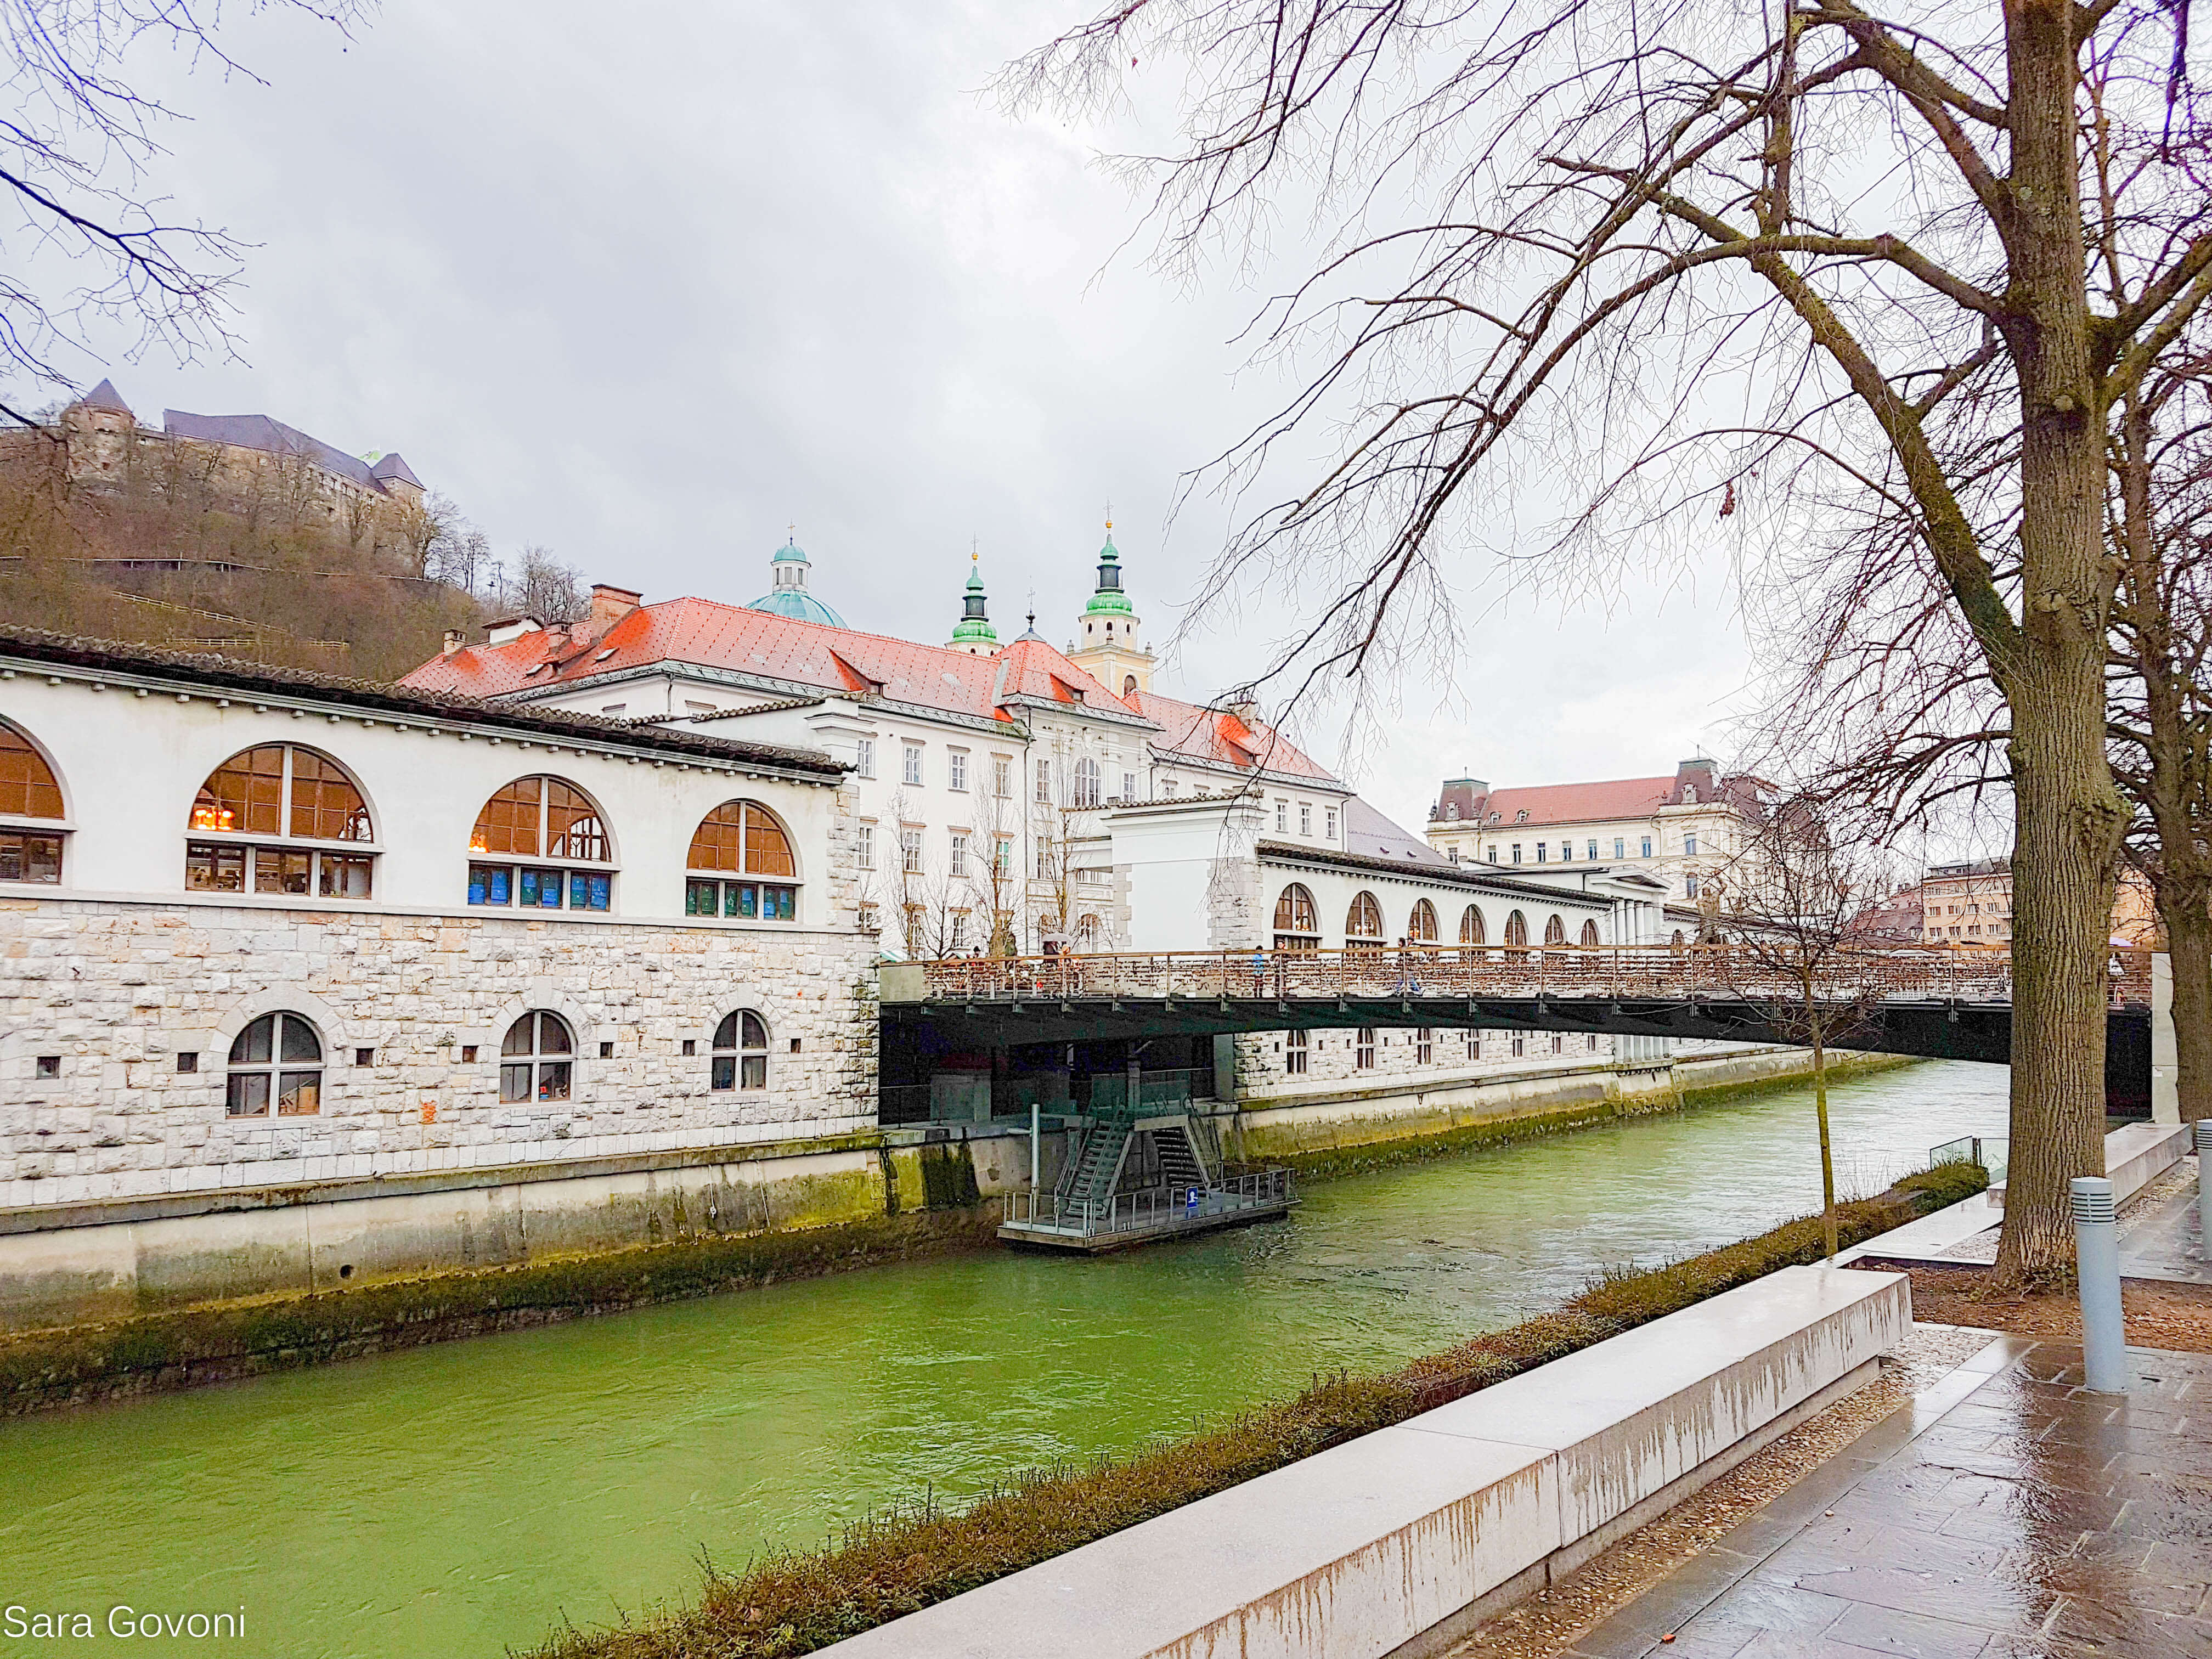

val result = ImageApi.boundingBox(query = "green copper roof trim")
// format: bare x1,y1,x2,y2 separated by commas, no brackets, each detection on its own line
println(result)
1083,531,1135,616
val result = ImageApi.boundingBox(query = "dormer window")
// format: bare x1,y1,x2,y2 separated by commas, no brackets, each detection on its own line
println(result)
1683,784,1697,803
1514,809,1528,823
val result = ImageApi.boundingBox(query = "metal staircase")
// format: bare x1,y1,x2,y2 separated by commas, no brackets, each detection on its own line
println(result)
1150,1121,1208,1194
1058,1114,1136,1211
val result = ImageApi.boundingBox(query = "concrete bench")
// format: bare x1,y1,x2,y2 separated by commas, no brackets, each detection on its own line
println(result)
818,1265,1908,1659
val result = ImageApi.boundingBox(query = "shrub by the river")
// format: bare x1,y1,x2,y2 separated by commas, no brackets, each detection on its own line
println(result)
531,1158,1988,1659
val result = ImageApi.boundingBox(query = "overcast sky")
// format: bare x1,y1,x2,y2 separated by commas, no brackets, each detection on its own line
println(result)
38,0,1763,837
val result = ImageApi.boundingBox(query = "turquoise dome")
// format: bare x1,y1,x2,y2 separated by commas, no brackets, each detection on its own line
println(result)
747,534,846,627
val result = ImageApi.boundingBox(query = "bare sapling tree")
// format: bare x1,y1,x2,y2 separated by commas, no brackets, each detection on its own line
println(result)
1,1,367,426
2107,359,2212,1123
1008,0,2211,1286
1717,799,1898,1257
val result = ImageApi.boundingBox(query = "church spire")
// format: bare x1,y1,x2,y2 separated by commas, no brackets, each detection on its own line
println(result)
947,547,999,654
1068,511,1154,696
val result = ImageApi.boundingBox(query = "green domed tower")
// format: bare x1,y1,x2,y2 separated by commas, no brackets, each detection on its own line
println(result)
1069,520,1155,696
947,553,999,655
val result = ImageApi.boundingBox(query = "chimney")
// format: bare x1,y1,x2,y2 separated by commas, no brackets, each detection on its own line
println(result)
588,583,642,639
441,629,465,657
1222,685,1262,724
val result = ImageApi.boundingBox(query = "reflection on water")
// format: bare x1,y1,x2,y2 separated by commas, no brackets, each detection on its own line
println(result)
0,1059,2005,1657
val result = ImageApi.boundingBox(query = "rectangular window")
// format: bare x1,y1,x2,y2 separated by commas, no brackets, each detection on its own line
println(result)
900,827,923,872
993,757,1012,797
1035,759,1051,802
518,867,564,908
994,836,1013,876
1536,843,1547,863
949,833,969,878
0,830,62,884
255,848,311,895
858,902,880,932
1511,1034,1526,1057
569,872,611,911
1552,1034,1564,1054
1275,800,1288,832
1448,847,1460,863
187,842,247,893
951,911,969,949
469,862,512,906
856,823,876,870
949,751,968,792
1163,777,1178,797
1614,837,1625,859
1511,844,1522,864
902,744,923,787
686,877,719,916
1684,833,1698,856
1487,847,1498,864
1416,1029,1433,1064
1285,1029,1308,1075
1355,1028,1376,1069
1122,771,1137,802
1685,873,1700,899
1299,803,1312,835
318,853,373,899
1640,836,1652,858
856,737,876,778
1324,806,1337,840
1467,1033,1480,1060
1587,840,1599,860
1589,1034,1599,1052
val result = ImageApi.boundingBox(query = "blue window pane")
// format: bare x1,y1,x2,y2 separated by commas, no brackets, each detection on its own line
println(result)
518,868,539,906
579,873,611,911
520,868,563,909
571,872,587,909
723,883,743,918
686,879,715,916
735,883,758,918
764,884,794,920
470,864,511,906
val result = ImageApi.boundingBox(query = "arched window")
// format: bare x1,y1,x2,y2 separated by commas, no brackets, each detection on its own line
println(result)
1504,910,1529,948
711,1010,769,1090
1273,883,1320,950
1073,757,1102,808
1671,929,1686,948
1580,918,1601,947
469,777,613,911
686,799,799,921
226,1012,322,1117
1346,890,1385,945
188,744,374,898
0,721,65,884
1408,899,1438,943
1459,905,1486,946
500,1011,574,1102
1544,914,1567,946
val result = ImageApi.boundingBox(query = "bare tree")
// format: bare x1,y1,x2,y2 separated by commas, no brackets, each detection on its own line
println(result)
511,544,585,625
1717,800,1899,1257
1,1,367,427
1008,0,2211,1286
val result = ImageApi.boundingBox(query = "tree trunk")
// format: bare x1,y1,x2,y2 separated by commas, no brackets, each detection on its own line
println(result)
1990,0,2128,1291
1813,1032,1837,1260
2160,876,2212,1124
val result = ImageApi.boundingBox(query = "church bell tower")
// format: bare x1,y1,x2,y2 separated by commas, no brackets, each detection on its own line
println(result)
1067,520,1155,698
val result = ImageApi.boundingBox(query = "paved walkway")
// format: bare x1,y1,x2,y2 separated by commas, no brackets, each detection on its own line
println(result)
1562,1335,2212,1658
2118,1170,2210,1287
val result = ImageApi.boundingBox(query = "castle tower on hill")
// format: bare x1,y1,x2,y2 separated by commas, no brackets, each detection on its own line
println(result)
1066,523,1155,698
947,555,998,655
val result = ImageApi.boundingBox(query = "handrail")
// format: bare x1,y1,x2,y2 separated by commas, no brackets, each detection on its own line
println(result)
1007,1167,1295,1237
914,944,2153,1011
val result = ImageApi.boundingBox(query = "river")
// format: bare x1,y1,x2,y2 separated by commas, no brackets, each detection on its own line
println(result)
0,1058,2007,1657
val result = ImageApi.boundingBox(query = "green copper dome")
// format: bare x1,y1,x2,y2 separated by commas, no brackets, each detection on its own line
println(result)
747,535,846,627
1082,531,1135,617
951,557,998,645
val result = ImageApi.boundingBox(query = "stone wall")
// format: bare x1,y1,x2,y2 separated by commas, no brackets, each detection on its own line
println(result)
1230,1024,1617,1101
0,897,879,1212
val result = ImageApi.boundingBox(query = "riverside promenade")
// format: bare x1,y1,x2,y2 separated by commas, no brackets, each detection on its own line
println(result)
1554,1336,2212,1658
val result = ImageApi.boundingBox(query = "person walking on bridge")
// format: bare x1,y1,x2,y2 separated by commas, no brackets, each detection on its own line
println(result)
1250,947,1268,996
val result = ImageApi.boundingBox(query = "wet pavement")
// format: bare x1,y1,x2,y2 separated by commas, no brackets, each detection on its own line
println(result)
1564,1335,2212,1658
2120,1172,2211,1288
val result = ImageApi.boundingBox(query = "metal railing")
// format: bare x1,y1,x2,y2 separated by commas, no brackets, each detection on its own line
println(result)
915,944,2154,1011
1931,1134,2010,1184
1005,1167,1295,1238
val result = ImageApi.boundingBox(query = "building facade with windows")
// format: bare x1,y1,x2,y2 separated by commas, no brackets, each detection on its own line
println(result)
1425,758,1771,913
0,628,874,1215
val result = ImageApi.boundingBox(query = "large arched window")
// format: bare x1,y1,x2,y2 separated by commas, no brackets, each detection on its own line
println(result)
686,799,799,921
1504,910,1529,948
1544,914,1567,946
500,1010,574,1102
712,1010,769,1091
1459,905,1486,946
1408,899,1438,943
188,744,374,898
1073,757,1102,809
1580,918,1601,947
1273,883,1320,950
0,721,65,884
1346,890,1385,946
226,1012,322,1117
469,777,613,911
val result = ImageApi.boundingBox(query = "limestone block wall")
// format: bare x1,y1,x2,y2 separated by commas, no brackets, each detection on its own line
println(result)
0,898,879,1212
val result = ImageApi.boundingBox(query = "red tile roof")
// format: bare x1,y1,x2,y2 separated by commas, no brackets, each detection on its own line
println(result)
1455,776,1678,829
399,597,1138,729
1121,688,1339,783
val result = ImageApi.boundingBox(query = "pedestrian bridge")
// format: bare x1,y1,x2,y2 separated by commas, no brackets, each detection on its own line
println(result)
878,944,2154,1104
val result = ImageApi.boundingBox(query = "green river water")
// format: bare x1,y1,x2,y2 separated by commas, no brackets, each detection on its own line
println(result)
0,1059,2007,1657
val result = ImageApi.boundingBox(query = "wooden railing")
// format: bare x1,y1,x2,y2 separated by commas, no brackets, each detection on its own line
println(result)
915,944,2155,1010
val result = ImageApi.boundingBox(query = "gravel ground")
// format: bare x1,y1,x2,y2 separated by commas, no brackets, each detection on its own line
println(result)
1900,1262,2212,1351
1438,1321,1995,1659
